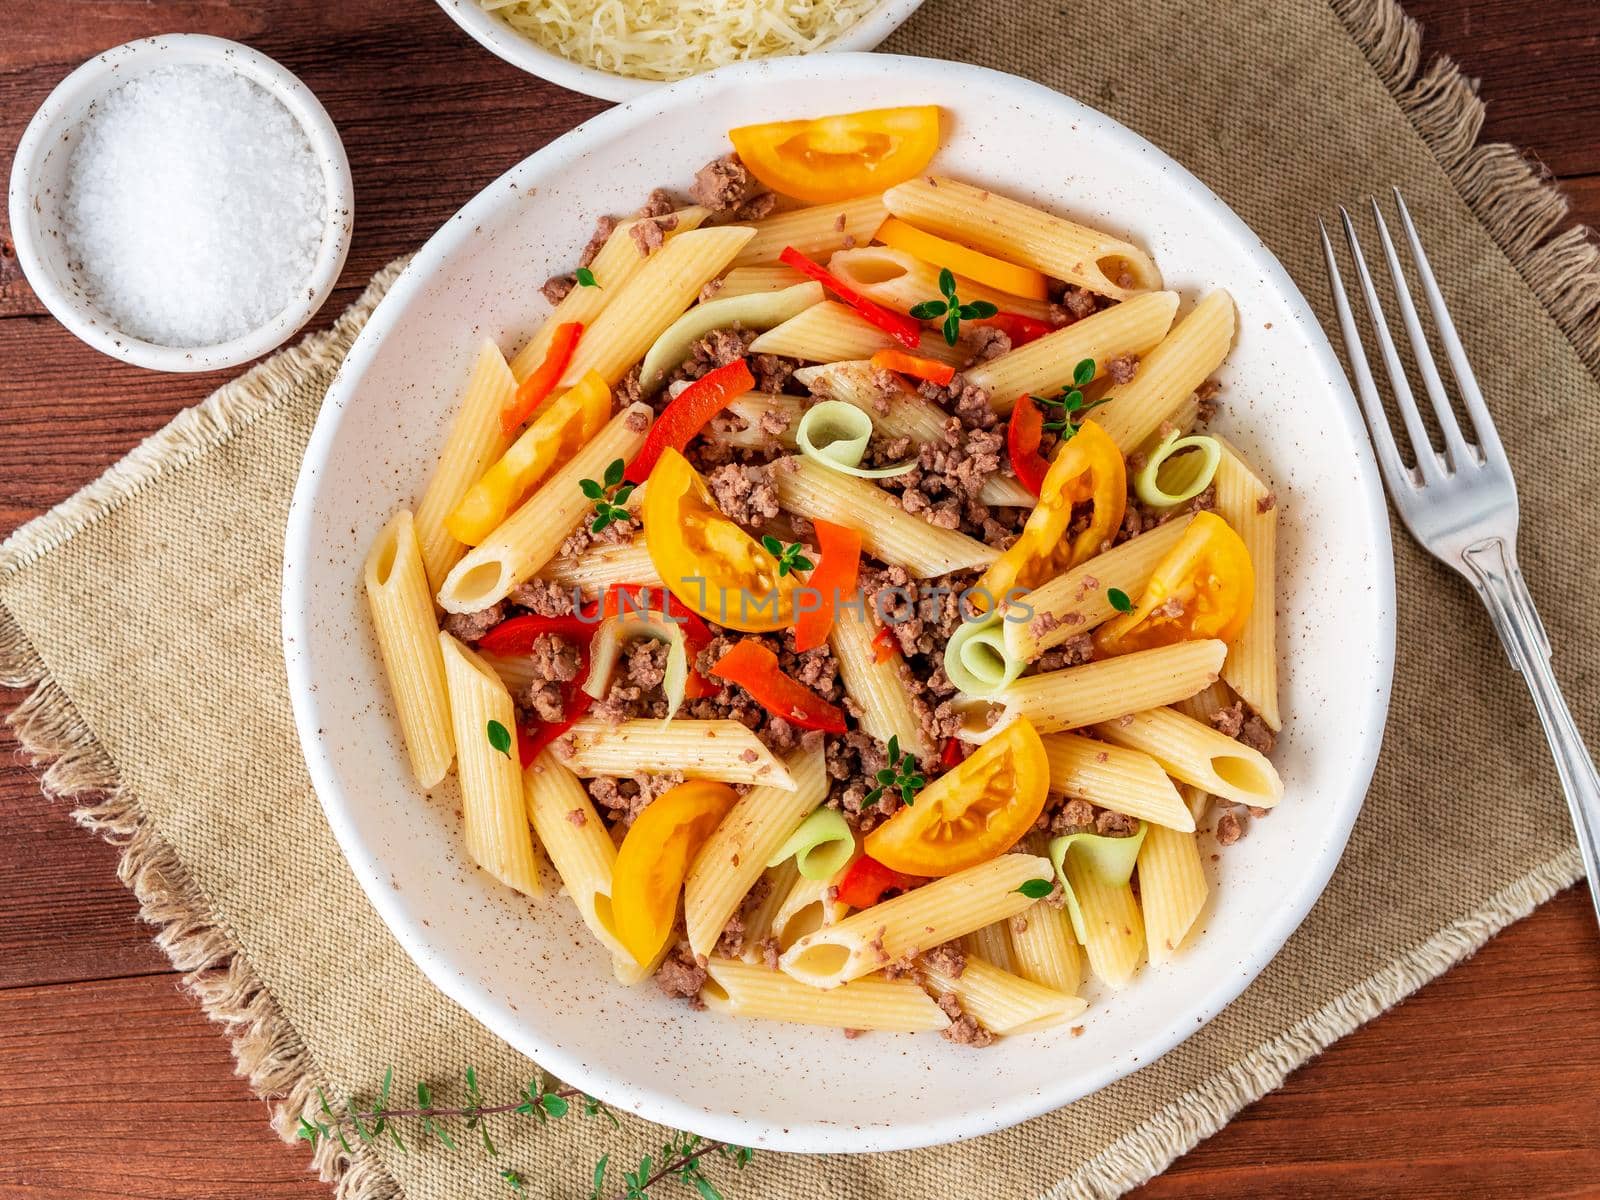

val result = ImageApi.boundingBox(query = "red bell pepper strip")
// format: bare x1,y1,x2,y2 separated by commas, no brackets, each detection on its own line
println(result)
501,322,582,435
626,359,755,483
939,737,965,771
1006,394,1051,497
792,519,862,653
516,693,592,764
869,348,956,388
709,638,848,733
974,311,1053,347
479,612,596,654
870,624,898,664
835,855,923,908
778,246,923,351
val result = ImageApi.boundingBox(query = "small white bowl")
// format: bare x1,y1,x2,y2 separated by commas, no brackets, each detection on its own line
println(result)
434,0,928,102
7,35,354,373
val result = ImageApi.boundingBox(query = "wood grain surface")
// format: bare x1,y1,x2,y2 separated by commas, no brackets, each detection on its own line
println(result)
1,2,1597,1197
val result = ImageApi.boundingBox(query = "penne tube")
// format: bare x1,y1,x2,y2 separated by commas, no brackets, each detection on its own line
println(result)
437,403,651,614
558,226,757,388
884,176,1162,299
710,264,809,299
919,954,1086,1035
739,860,800,962
511,206,711,378
684,747,828,958
1093,291,1236,453
825,245,1053,321
1212,438,1280,729
1007,899,1081,994
962,922,1016,975
828,602,933,762
770,871,847,951
792,360,950,443
982,640,1227,739
779,854,1051,989
439,633,543,896
703,957,949,1032
1093,706,1283,809
557,718,797,790
365,511,454,788
1173,679,1234,725
1064,854,1144,988
477,649,540,697
772,457,998,577
1040,732,1194,831
980,472,1035,507
710,393,808,452
414,341,517,591
963,291,1180,413
1138,818,1209,965
731,193,888,267
540,539,662,596
1001,516,1196,662
749,300,967,366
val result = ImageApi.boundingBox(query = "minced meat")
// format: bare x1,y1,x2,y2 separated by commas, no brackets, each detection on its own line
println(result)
690,154,765,212
442,602,504,643
654,943,708,1007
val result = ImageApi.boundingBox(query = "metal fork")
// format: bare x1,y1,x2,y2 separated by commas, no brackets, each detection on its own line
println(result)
1320,188,1600,925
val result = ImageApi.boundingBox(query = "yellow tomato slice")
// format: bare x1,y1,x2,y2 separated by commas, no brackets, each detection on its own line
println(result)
864,719,1049,877
876,216,1049,301
728,106,941,204
642,447,799,633
1094,511,1254,656
446,370,611,544
611,780,737,966
976,420,1126,610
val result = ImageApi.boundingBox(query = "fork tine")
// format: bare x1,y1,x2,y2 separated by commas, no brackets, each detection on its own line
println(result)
1391,187,1508,471
1318,218,1414,494
1337,206,1445,485
1368,197,1474,472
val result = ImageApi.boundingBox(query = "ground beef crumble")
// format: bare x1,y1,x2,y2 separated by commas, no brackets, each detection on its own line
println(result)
442,602,504,643
936,992,994,1047
706,462,781,529
654,943,708,1008
690,153,769,213
1210,701,1277,754
922,941,967,979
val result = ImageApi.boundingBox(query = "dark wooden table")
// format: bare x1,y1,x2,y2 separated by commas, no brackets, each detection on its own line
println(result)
2,3,1597,1197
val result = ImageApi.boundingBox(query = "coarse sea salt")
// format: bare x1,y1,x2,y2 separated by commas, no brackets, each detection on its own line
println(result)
61,64,326,349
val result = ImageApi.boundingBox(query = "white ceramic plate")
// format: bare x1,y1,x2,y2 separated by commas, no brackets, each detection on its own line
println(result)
433,0,927,102
284,54,1394,1153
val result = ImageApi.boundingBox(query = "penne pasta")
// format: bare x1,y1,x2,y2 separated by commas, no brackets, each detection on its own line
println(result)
825,245,1054,321
1064,853,1144,988
437,403,651,614
558,226,756,388
558,717,797,789
1093,290,1236,453
540,539,662,596
1094,706,1283,809
779,854,1051,988
413,341,517,591
829,602,933,762
684,746,829,958
1138,817,1208,965
710,263,809,299
438,633,543,896
770,870,847,951
365,511,454,788
792,360,949,443
1007,899,1081,994
772,457,998,577
1173,679,1234,725
1212,438,1280,730
749,300,967,366
964,291,1180,412
739,860,800,962
962,922,1016,975
730,193,888,267
919,953,1086,1035
510,205,711,378
1001,516,1195,662
703,957,949,1032
1040,731,1193,831
983,640,1227,739
884,176,1162,299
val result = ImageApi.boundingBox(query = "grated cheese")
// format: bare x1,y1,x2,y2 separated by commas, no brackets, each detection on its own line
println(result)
481,0,882,82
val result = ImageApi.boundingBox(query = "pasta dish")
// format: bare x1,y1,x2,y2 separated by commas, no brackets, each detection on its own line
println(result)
363,105,1282,1045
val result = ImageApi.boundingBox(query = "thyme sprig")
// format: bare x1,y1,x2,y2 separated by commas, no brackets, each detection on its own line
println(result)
604,1132,753,1200
581,458,636,532
909,267,999,345
1030,357,1110,437
760,535,813,576
865,734,925,808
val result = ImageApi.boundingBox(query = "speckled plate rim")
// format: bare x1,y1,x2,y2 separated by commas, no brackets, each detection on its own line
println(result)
284,53,1396,1153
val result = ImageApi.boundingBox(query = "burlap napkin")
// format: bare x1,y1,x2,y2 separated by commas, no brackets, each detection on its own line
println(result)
4,0,1596,1196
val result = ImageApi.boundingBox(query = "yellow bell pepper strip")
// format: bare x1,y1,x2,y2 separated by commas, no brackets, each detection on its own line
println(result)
500,321,582,434
876,215,1049,301
864,717,1050,877
727,106,941,204
641,447,799,633
974,420,1126,610
1092,511,1253,657
611,780,738,965
446,369,611,545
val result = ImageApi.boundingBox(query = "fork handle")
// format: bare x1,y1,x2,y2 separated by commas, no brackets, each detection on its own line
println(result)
1462,537,1600,926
